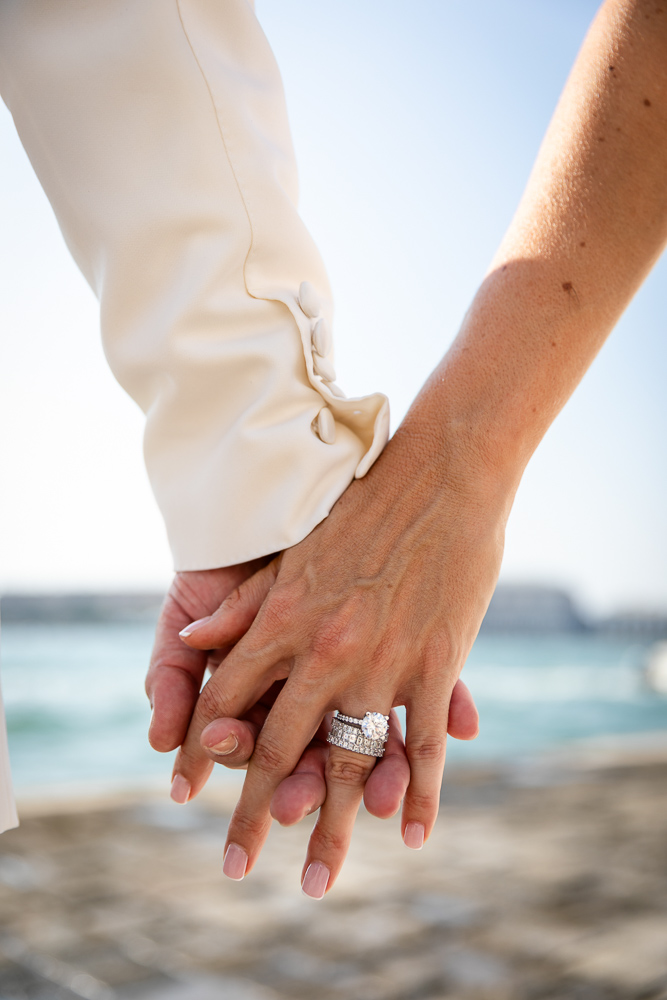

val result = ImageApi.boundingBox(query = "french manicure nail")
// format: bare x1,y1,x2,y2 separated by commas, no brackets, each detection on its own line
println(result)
170,774,191,804
223,843,248,881
206,735,238,756
403,822,425,850
179,616,212,638
302,862,330,899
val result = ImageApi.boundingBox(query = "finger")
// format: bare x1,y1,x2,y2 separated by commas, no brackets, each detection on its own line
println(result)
200,716,261,770
220,678,331,880
301,708,389,898
270,740,328,826
401,690,449,851
362,686,477,822
171,637,286,802
146,598,208,753
363,709,409,819
447,679,479,740
146,565,262,752
179,558,281,651
197,678,286,768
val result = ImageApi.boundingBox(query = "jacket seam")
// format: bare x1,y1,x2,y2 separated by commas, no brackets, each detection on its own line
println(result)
175,0,255,297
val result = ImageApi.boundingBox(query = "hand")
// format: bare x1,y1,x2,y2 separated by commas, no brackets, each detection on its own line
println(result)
145,562,270,753
172,425,503,895
146,563,353,820
147,564,479,831
197,678,478,828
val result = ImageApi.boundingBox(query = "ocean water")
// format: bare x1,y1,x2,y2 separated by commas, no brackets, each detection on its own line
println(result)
1,623,666,792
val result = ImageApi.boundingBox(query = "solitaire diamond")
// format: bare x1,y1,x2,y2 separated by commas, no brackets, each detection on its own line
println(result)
361,712,388,741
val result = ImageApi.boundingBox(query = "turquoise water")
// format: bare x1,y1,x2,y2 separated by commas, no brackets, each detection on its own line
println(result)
1,623,666,790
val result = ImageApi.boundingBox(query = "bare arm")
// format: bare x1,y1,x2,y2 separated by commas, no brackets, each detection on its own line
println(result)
432,0,667,494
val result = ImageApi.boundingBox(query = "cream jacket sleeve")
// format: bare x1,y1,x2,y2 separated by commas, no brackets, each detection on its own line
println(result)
0,0,389,832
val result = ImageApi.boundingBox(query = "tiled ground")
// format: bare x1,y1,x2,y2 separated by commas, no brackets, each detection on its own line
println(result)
1,753,666,1000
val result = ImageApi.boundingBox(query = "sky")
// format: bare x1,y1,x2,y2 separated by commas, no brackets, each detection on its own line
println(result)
0,0,665,615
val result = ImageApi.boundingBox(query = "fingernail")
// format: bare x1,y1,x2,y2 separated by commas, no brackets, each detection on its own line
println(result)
170,774,191,804
179,616,212,638
206,734,238,756
301,862,330,899
404,822,425,850
223,843,248,881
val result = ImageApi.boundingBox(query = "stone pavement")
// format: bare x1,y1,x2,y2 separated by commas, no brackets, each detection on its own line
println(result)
1,750,666,1000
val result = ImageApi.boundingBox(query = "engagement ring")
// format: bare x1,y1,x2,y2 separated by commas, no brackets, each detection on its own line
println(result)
327,710,390,758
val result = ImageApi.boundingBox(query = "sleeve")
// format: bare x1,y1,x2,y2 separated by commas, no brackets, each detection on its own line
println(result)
0,0,390,570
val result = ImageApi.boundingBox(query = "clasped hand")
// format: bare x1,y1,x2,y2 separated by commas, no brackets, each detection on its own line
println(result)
146,429,505,896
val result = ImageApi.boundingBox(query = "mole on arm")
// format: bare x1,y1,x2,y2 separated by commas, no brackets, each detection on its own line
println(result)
644,98,652,107
562,281,580,307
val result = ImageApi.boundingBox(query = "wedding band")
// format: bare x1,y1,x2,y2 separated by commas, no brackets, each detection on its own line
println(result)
327,710,390,758
334,710,389,741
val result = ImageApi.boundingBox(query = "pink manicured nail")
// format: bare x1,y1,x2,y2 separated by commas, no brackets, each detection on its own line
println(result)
302,862,330,899
170,774,191,804
223,843,248,881
206,735,238,756
179,616,212,637
403,822,425,850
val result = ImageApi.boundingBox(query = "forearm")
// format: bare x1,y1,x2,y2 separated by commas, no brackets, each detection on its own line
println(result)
395,0,667,507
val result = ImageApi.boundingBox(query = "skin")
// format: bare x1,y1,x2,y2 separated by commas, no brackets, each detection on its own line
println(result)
145,568,480,825
151,0,667,895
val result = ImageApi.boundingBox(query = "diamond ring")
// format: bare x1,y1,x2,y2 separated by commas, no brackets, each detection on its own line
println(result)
327,710,390,758
334,711,389,741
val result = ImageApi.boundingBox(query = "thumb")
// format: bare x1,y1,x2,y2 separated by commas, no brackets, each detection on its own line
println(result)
179,556,281,650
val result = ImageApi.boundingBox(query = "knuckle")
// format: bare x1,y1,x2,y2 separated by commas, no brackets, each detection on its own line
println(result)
309,615,362,664
256,589,297,634
310,826,348,856
194,680,227,722
405,789,439,816
230,811,269,843
326,754,372,788
407,737,446,766
422,633,462,676
251,735,288,775
220,585,245,612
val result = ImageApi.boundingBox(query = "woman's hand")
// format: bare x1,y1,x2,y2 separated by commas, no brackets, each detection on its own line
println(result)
146,561,480,832
172,424,506,894
162,0,667,897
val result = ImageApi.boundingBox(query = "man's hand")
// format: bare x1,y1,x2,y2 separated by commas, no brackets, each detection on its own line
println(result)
146,562,269,754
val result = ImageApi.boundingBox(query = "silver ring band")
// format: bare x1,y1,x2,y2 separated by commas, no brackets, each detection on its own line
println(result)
335,711,389,729
327,718,386,758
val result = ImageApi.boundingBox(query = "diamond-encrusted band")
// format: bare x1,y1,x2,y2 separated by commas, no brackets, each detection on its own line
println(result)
327,715,388,758
333,710,390,742
335,711,389,728
334,712,365,726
